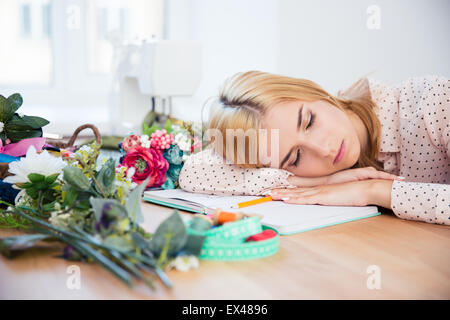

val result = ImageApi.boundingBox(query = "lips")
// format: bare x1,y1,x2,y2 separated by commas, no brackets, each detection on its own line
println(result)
333,140,345,165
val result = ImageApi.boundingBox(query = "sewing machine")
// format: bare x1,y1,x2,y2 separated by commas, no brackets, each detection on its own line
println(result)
110,40,202,135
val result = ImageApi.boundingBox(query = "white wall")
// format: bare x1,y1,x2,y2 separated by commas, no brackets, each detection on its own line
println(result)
278,0,450,94
167,0,450,122
5,0,448,134
166,0,279,122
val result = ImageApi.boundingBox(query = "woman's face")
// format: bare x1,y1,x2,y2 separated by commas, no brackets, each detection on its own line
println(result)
261,99,362,177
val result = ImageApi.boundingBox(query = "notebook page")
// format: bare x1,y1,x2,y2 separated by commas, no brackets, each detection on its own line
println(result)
143,189,379,234
236,201,378,228
144,189,260,210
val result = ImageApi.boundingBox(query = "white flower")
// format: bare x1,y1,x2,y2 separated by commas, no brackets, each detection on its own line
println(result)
140,134,149,143
174,133,191,152
0,121,4,133
126,166,136,179
49,212,71,228
168,256,199,272
3,146,67,185
79,145,92,153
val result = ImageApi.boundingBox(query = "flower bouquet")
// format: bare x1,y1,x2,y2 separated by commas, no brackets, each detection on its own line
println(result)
118,118,203,190
0,97,206,290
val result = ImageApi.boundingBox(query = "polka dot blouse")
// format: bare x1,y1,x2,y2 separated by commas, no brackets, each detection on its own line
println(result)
179,76,450,225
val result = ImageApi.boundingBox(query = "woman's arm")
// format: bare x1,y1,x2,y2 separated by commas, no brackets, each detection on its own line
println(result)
270,179,450,225
179,148,296,196
179,149,401,196
270,179,392,207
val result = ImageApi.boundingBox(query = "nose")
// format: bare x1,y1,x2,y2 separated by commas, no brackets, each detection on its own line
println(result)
303,138,334,158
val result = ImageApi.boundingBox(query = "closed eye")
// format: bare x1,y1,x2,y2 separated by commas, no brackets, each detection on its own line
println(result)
290,113,315,167
307,113,315,129
291,149,301,167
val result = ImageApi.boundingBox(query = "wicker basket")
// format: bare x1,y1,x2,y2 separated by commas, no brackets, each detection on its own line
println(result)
0,124,101,180
45,124,101,149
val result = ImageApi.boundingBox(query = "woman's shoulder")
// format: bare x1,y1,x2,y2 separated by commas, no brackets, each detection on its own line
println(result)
367,75,448,99
184,146,226,165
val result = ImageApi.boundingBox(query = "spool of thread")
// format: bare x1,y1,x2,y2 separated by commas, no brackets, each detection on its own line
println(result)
245,229,277,242
213,209,244,225
190,215,213,232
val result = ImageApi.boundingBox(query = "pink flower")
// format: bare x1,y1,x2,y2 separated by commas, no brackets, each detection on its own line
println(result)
150,129,174,150
121,146,169,187
122,134,141,152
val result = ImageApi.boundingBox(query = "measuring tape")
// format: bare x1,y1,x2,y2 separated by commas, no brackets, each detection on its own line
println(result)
187,217,279,261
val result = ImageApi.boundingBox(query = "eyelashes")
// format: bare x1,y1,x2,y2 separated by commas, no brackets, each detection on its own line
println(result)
291,112,315,167
292,149,301,166
307,113,315,129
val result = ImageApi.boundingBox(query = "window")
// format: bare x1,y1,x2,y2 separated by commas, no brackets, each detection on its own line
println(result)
0,0,53,86
0,0,164,120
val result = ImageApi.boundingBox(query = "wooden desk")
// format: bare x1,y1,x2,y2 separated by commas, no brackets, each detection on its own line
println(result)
1,201,449,299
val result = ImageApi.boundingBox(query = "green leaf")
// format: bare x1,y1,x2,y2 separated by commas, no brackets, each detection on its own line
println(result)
103,235,134,252
148,211,187,256
163,118,173,133
17,182,32,189
42,200,58,212
17,115,49,129
131,232,152,252
89,198,127,222
182,234,206,256
4,127,43,143
143,123,159,136
45,173,59,185
125,177,150,225
0,132,6,144
25,187,39,199
95,158,116,196
142,122,150,136
63,166,91,191
0,93,22,122
64,187,78,207
7,93,23,113
28,173,45,183
67,238,133,287
0,95,7,122
0,234,52,258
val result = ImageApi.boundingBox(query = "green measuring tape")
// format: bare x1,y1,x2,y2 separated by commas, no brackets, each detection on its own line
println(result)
187,217,279,261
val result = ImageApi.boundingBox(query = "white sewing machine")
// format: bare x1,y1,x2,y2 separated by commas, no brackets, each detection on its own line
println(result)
110,40,202,135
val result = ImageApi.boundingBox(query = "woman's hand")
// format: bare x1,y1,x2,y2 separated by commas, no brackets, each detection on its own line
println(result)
270,179,394,208
287,167,403,187
325,167,403,185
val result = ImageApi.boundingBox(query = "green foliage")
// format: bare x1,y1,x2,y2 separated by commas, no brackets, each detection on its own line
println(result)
125,177,150,225
63,166,92,192
95,158,116,196
0,137,198,290
0,93,49,144
149,211,187,256
163,118,173,133
0,234,53,258
142,122,159,137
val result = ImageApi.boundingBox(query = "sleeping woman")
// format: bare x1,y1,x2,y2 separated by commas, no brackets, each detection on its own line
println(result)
179,71,450,225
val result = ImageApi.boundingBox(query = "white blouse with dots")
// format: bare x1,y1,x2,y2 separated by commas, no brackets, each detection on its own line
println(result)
179,75,450,225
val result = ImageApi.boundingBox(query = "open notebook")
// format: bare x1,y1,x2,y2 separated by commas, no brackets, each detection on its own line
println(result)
143,189,380,235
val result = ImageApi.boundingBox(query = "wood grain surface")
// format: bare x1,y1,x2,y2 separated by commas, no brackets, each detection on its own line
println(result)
1,201,449,299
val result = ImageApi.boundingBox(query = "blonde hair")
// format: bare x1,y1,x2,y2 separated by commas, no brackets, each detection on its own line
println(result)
208,70,383,170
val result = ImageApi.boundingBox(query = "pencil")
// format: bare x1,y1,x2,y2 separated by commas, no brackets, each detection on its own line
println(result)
233,196,273,209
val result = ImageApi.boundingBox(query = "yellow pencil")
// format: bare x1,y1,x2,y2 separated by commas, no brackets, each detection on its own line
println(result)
233,196,273,209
